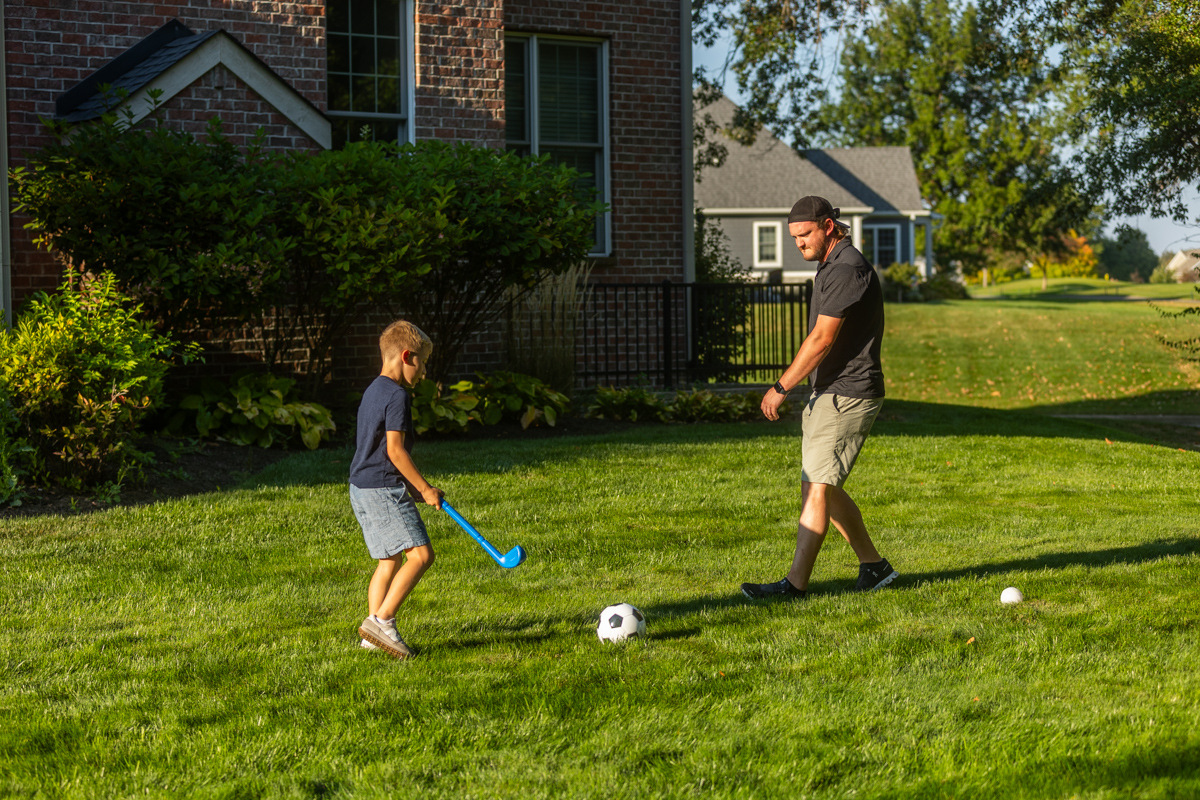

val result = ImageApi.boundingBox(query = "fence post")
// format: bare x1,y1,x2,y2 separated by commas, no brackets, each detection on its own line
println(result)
661,279,674,389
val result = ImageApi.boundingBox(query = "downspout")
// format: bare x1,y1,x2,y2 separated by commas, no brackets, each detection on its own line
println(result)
680,0,694,282
1,3,11,327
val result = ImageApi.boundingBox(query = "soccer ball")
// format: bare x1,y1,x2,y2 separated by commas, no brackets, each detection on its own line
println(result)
596,602,646,643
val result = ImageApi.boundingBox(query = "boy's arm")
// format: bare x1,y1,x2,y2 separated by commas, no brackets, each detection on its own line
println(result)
386,430,443,508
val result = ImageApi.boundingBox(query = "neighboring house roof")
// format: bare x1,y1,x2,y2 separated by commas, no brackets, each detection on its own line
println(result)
55,19,330,148
1166,249,1200,280
694,95,926,215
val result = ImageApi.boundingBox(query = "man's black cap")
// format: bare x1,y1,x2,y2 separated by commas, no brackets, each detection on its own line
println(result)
788,195,850,228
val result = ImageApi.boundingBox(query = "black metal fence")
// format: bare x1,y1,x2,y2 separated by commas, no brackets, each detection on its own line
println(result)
571,280,812,388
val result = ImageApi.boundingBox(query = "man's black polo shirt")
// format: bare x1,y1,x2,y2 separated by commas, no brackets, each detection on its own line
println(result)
807,238,885,398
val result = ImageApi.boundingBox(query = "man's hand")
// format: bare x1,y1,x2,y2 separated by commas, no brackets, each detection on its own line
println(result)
761,387,786,421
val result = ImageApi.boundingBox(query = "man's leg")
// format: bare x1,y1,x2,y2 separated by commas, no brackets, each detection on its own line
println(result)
826,486,882,564
785,481,830,591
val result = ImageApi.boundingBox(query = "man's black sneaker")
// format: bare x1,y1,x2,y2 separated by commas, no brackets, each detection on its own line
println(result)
856,558,898,591
741,577,807,600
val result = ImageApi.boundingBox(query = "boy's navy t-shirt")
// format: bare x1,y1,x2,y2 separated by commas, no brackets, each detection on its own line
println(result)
349,376,414,489
808,238,886,399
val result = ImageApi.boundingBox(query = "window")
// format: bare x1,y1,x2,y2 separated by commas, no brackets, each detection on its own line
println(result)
327,0,410,147
753,222,782,267
862,224,901,267
505,34,610,255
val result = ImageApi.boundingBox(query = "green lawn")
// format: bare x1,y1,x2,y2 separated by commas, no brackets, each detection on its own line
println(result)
2,297,1199,799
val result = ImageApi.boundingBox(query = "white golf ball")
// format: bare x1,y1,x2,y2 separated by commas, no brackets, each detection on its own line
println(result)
1001,586,1024,605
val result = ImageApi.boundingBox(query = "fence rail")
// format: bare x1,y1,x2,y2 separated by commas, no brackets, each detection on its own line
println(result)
516,280,812,388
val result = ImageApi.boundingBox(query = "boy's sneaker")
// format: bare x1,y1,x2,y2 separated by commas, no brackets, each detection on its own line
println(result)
360,638,378,650
358,616,414,659
856,558,898,591
741,577,807,600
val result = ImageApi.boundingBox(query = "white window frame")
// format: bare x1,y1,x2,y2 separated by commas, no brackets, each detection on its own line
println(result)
863,223,902,267
753,221,782,268
505,32,611,257
326,0,415,147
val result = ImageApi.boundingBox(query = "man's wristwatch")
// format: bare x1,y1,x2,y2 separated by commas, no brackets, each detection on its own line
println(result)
773,380,789,395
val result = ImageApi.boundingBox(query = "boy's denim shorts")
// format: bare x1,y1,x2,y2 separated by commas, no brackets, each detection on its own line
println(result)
801,393,883,488
349,483,431,559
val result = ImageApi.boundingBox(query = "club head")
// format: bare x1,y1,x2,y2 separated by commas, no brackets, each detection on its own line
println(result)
498,545,527,569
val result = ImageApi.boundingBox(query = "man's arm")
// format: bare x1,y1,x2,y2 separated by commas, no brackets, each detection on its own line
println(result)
761,314,845,421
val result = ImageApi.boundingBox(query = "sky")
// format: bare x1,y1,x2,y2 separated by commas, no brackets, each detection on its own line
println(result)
692,41,1200,258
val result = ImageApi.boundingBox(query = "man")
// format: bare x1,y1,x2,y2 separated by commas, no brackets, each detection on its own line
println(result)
742,196,897,599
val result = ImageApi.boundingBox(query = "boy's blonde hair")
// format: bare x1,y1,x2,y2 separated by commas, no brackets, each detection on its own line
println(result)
380,320,432,361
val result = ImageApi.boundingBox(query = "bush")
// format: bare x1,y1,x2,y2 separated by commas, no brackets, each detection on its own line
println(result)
0,272,181,492
882,263,923,302
586,386,670,423
919,274,970,301
665,389,779,422
410,372,571,435
477,372,571,429
173,373,336,450
585,386,784,423
14,113,604,392
0,389,31,507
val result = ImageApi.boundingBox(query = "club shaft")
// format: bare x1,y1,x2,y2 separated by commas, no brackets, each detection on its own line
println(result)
442,501,505,563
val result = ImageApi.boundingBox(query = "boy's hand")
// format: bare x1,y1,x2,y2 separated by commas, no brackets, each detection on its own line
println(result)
420,485,444,509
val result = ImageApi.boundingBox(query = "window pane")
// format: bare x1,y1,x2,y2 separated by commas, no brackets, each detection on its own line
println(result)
758,226,777,262
329,72,351,111
351,0,375,34
353,75,377,112
328,33,350,73
351,37,375,75
537,42,599,144
328,2,349,33
505,38,528,144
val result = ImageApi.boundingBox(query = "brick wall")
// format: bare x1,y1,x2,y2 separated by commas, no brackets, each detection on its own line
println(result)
413,0,505,148
4,0,326,306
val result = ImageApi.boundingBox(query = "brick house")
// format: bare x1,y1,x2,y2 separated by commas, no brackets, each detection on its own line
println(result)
1,1,694,387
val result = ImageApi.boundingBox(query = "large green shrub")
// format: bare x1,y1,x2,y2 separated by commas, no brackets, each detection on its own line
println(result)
410,372,571,435
0,272,182,492
13,112,603,391
391,142,606,384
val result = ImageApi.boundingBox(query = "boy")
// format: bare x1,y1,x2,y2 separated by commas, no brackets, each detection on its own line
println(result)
349,320,443,659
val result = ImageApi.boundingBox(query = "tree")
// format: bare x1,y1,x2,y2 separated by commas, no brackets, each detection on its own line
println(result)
1021,0,1200,221
812,0,1088,275
1097,227,1159,282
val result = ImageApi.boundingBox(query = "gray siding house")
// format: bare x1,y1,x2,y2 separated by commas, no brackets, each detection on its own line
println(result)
695,96,936,282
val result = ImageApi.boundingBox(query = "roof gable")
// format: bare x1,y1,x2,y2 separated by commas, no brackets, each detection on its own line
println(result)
694,96,925,214
56,20,330,149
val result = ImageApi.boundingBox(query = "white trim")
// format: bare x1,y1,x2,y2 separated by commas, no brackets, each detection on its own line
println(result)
404,0,416,144
753,221,783,268
117,32,331,149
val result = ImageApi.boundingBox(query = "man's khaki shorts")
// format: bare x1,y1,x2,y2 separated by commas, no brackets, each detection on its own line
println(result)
801,393,883,487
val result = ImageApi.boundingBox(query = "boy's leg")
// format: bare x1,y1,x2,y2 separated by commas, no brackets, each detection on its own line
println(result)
375,544,435,621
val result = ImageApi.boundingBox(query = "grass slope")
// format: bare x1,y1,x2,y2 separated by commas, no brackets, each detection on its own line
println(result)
2,298,1199,799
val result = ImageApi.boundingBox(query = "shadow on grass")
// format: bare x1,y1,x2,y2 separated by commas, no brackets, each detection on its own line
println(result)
11,397,1195,520
639,537,1200,626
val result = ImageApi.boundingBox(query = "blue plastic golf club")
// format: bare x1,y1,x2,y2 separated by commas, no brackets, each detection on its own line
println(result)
442,501,527,569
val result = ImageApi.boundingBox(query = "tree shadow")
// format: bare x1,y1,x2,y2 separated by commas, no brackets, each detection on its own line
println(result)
639,538,1200,626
